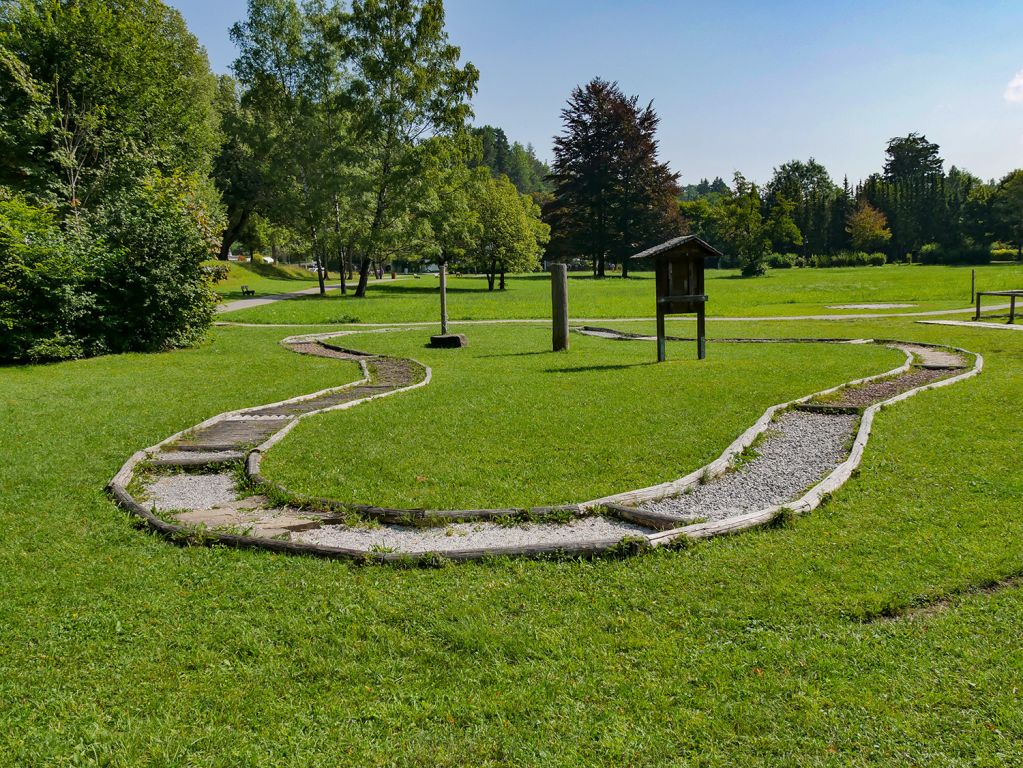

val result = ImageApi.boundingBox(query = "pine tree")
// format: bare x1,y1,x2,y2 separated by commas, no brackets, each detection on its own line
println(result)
545,78,680,277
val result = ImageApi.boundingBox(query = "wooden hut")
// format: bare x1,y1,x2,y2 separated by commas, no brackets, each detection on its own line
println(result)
630,235,722,361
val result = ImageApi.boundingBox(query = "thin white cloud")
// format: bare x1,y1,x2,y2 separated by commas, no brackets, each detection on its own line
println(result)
1006,70,1023,103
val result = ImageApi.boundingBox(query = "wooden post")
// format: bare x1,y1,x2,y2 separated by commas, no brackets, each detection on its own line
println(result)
971,269,976,304
439,263,448,335
697,308,706,360
975,292,982,321
1010,295,1017,325
551,263,569,351
656,309,666,362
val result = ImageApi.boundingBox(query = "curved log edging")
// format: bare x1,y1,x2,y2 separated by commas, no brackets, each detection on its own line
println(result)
107,327,981,563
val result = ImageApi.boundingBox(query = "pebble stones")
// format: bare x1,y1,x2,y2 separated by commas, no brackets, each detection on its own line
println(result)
294,515,650,554
640,411,857,523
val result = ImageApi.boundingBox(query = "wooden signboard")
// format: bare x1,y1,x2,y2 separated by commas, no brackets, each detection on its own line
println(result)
631,236,722,361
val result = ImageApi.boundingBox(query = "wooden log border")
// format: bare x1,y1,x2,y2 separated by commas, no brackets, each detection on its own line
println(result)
107,328,982,564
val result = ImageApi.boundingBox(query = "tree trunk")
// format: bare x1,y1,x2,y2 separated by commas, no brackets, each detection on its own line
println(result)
499,268,506,290
310,227,326,296
487,260,496,291
333,199,346,295
597,254,606,278
219,207,252,260
621,255,630,278
355,254,372,297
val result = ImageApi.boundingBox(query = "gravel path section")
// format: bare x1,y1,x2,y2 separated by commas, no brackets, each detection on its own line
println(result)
145,473,238,511
820,368,951,408
640,411,857,522
294,516,651,554
890,343,965,368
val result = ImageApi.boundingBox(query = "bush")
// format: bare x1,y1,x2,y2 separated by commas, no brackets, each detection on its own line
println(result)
918,242,991,265
0,196,98,362
0,173,222,363
739,253,767,277
88,173,221,353
767,252,802,269
991,248,1020,261
806,251,886,268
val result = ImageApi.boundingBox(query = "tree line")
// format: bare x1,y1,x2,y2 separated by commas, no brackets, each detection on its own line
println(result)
543,80,1023,277
0,0,548,362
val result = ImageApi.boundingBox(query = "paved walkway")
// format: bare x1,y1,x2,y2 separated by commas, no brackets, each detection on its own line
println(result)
918,320,1023,332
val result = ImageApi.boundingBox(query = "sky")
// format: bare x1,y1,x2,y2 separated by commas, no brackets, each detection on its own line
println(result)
169,0,1023,186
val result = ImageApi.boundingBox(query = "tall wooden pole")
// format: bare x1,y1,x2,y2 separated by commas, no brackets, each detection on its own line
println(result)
551,263,569,351
971,269,976,304
439,263,448,335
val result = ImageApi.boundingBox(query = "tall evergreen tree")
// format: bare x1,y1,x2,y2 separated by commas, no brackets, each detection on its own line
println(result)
545,78,680,277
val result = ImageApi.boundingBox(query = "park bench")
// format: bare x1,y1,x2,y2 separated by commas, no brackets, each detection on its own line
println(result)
240,285,256,296
974,289,1023,324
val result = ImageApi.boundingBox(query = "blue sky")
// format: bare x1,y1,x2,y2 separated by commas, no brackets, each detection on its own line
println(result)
169,0,1023,185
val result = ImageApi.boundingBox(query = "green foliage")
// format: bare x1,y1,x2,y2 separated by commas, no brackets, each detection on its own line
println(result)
468,173,548,288
0,172,221,362
88,173,222,352
714,173,771,276
767,252,802,269
0,0,219,211
992,169,1023,256
470,124,551,196
917,242,990,265
0,194,95,361
808,251,887,268
546,78,681,277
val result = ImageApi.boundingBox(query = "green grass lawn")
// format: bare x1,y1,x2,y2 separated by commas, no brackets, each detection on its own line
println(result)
218,263,1023,325
3,313,1023,764
213,261,334,301
261,325,901,509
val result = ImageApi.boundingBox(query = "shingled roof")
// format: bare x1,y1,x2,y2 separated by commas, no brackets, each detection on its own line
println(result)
629,235,724,260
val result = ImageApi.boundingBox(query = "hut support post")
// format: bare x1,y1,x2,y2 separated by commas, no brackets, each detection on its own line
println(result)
656,309,666,362
697,308,706,360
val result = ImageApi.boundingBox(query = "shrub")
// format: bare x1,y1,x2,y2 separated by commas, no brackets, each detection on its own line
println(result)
767,252,801,269
0,196,99,362
0,173,223,363
806,251,884,268
991,248,1020,261
88,173,221,353
918,242,991,265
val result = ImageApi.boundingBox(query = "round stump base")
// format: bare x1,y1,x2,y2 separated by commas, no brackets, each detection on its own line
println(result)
429,333,468,348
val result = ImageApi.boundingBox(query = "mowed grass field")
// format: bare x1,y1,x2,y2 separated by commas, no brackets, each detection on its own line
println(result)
218,262,1023,324
213,261,334,301
262,325,901,509
3,284,1023,764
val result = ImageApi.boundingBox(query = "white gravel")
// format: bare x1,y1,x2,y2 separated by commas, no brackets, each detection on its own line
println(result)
145,472,238,511
641,411,857,522
293,515,652,554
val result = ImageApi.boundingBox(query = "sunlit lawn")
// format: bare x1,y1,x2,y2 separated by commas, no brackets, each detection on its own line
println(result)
218,262,1023,324
3,311,1023,764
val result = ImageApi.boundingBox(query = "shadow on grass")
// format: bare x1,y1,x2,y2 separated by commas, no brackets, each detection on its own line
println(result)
544,362,657,373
